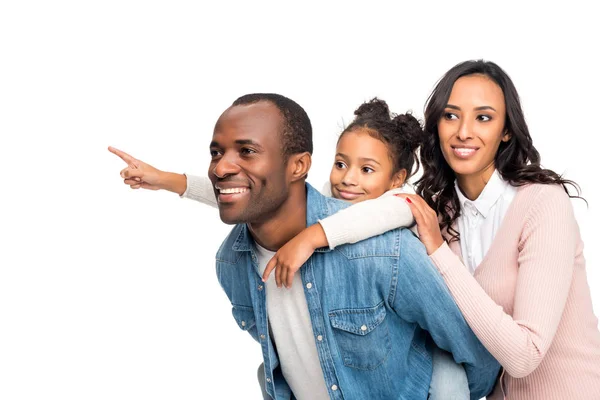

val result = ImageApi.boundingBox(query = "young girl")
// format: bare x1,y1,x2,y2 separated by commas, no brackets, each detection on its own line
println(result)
109,98,477,399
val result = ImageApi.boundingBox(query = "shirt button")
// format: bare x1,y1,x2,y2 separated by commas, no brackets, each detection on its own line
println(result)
241,321,246,327
317,335,323,341
258,285,263,291
266,378,271,383
306,282,312,289
260,334,266,340
331,385,338,391
360,325,367,331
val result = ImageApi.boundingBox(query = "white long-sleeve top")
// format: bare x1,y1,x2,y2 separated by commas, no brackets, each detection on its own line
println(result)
180,174,415,248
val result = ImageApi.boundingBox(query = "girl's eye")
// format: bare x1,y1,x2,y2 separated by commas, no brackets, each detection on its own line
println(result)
444,112,458,120
477,115,491,122
362,166,375,174
335,161,346,169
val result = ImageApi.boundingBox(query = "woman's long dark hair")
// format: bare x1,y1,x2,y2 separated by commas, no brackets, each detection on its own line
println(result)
415,60,583,241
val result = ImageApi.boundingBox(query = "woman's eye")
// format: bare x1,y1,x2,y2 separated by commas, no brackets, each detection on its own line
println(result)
210,149,222,157
444,112,458,120
477,115,491,122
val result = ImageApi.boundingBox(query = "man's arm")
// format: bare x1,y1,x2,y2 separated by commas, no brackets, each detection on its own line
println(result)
391,229,500,399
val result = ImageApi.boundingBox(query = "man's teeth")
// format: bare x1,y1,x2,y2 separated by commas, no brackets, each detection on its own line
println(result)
219,188,248,194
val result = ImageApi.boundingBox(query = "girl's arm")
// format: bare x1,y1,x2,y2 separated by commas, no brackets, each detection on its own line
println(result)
263,187,416,288
180,174,218,208
319,187,415,249
429,185,576,378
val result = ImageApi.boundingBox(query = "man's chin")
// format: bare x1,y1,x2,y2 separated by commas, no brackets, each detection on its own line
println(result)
218,209,245,225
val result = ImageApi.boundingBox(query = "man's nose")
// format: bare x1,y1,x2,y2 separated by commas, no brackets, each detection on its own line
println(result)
212,153,241,179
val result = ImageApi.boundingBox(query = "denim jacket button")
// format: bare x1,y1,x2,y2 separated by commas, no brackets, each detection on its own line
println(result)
306,282,313,289
241,321,246,327
331,385,338,391
317,335,323,341
266,378,271,383
258,285,263,291
360,324,367,331
260,334,266,340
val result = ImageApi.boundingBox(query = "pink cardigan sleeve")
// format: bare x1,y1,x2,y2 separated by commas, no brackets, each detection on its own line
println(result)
429,185,577,378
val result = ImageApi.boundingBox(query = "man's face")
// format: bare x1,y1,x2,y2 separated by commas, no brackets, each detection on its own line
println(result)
208,101,290,224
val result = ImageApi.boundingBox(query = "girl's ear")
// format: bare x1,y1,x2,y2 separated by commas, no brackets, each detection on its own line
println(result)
390,169,407,189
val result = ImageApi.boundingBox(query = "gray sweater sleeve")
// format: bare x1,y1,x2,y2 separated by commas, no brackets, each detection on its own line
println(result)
180,174,218,208
318,187,417,249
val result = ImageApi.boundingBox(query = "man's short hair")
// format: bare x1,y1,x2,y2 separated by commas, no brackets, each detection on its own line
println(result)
232,93,313,158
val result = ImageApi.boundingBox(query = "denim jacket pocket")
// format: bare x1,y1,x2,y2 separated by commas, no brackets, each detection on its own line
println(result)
328,301,391,370
232,305,256,331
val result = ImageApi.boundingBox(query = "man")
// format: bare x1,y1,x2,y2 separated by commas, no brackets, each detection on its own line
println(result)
112,93,499,399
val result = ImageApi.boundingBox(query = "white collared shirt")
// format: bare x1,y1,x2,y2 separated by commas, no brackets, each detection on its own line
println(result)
455,170,517,274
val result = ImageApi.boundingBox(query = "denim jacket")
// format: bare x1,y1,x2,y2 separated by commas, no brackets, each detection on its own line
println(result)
216,184,500,400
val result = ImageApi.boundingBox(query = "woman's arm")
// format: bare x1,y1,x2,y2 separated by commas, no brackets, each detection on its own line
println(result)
429,185,576,378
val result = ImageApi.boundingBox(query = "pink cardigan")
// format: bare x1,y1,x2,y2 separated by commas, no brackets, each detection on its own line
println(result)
430,183,600,399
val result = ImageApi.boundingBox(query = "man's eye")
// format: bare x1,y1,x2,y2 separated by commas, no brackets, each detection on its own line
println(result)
241,147,256,155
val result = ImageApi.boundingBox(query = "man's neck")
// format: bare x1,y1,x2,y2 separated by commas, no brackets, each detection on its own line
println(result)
247,185,307,252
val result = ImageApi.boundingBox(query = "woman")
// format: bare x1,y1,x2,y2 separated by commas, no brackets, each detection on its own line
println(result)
398,60,600,399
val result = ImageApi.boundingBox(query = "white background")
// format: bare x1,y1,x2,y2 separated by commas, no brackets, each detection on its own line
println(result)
1,1,598,399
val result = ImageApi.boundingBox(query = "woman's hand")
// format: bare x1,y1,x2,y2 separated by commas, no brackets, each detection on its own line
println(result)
394,193,445,255
263,223,328,288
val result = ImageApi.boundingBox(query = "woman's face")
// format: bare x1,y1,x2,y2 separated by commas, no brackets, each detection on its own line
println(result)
438,74,510,187
329,128,405,203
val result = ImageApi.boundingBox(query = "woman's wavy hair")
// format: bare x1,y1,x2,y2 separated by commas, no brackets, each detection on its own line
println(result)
415,60,583,241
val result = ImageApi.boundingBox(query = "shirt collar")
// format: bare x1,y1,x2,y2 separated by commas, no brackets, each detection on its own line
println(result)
454,170,510,219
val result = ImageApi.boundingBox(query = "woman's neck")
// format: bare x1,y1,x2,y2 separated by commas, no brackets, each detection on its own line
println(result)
456,165,496,201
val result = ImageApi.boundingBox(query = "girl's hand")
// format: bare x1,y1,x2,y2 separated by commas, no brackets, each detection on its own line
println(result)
109,146,163,190
394,194,444,255
263,223,328,288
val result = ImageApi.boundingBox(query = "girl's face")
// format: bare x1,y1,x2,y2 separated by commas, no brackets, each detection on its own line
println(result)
438,74,510,188
329,128,405,204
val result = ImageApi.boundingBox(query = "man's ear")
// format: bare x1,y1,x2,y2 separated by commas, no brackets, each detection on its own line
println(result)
390,169,407,190
288,152,312,183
